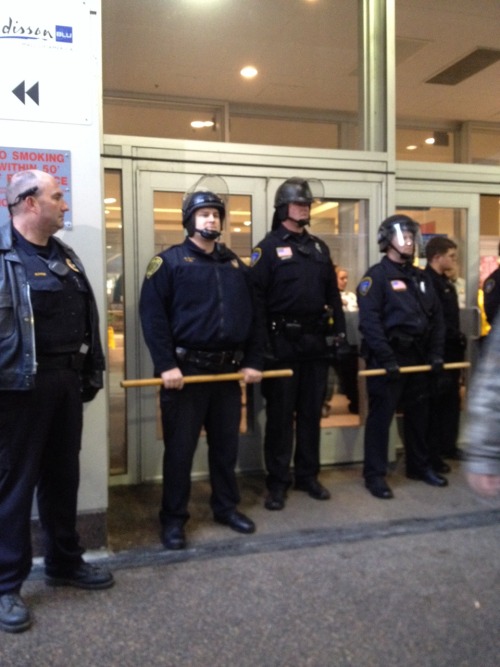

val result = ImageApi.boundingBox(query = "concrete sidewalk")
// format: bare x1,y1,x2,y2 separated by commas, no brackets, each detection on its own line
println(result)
3,461,499,667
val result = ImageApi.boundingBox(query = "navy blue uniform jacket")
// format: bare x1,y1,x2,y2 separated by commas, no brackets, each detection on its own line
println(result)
139,238,263,375
357,256,445,366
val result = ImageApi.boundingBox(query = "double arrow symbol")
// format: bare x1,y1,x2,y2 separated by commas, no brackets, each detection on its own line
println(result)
12,81,39,105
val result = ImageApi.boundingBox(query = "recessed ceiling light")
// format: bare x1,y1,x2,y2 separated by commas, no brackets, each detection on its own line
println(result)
104,197,117,204
191,120,215,129
406,145,418,151
240,66,258,79
425,137,435,145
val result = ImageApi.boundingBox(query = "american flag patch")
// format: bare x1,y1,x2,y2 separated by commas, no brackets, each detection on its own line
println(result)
390,280,407,291
276,246,293,259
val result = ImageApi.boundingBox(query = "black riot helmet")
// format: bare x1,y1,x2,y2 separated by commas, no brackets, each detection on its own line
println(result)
377,214,421,259
272,177,314,230
182,190,226,239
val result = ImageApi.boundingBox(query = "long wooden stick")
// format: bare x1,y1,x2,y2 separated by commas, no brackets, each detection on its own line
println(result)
359,361,470,378
121,368,293,388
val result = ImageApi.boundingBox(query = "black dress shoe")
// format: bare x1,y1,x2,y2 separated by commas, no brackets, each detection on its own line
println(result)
45,562,114,590
161,522,186,550
265,488,286,510
433,460,451,474
365,477,394,499
0,593,31,633
295,478,331,500
406,469,448,487
214,510,256,534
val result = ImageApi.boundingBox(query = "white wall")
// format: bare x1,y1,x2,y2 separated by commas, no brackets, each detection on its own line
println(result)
0,1,108,513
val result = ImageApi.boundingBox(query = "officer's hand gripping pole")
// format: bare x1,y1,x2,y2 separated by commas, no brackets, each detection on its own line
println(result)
358,361,470,378
120,368,293,388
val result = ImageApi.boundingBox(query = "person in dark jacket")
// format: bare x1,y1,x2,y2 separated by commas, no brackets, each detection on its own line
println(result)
250,177,347,511
357,215,448,500
482,242,500,328
139,186,263,551
0,170,113,634
463,311,500,498
424,236,466,465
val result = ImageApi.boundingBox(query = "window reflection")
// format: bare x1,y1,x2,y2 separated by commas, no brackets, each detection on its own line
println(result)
105,170,127,475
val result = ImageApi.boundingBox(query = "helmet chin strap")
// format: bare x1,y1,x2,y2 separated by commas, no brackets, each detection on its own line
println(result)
196,228,221,241
287,216,310,227
389,242,413,262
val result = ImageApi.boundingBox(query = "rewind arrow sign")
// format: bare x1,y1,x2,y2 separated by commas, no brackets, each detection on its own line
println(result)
12,81,40,105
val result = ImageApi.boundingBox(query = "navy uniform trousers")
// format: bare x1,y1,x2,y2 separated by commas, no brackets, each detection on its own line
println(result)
159,364,242,525
261,356,329,492
0,369,84,594
363,347,431,481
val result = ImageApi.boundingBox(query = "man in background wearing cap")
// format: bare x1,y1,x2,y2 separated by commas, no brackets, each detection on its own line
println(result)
140,188,263,550
250,177,347,511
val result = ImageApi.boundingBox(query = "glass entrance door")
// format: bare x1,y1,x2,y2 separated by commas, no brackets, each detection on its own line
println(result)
106,163,383,484
395,190,482,438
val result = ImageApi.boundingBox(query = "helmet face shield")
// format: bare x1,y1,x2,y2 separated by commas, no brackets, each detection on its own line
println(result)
272,177,324,229
377,215,421,259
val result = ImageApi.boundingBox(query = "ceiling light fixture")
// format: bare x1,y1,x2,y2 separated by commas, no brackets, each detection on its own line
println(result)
191,120,215,129
240,66,258,79
406,145,418,151
425,137,435,145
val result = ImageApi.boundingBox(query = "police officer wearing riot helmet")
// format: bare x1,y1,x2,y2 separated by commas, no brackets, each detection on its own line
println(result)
250,177,347,511
139,187,263,550
357,214,447,500
0,170,113,634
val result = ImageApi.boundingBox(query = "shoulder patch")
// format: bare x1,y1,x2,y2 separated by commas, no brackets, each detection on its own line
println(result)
250,248,262,267
484,277,496,294
145,256,163,278
358,277,372,296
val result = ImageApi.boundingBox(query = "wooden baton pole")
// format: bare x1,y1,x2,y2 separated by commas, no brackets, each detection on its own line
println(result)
120,368,293,388
358,361,470,378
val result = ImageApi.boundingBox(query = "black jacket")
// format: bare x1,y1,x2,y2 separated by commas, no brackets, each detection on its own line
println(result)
0,220,105,395
139,238,263,375
424,265,465,361
357,256,445,366
250,225,345,361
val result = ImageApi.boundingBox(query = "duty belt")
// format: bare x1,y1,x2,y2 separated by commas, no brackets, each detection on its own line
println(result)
175,347,244,367
37,353,86,371
270,314,325,336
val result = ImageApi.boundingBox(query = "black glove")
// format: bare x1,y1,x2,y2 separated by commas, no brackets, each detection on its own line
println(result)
80,370,103,403
430,357,444,375
383,360,400,381
331,335,352,363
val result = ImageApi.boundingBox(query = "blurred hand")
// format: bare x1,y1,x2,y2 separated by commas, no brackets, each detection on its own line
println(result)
466,472,500,498
161,367,184,390
241,367,263,384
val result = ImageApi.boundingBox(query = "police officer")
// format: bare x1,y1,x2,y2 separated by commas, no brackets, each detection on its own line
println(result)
0,170,113,634
250,177,346,511
357,215,448,500
424,236,466,464
139,185,263,550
